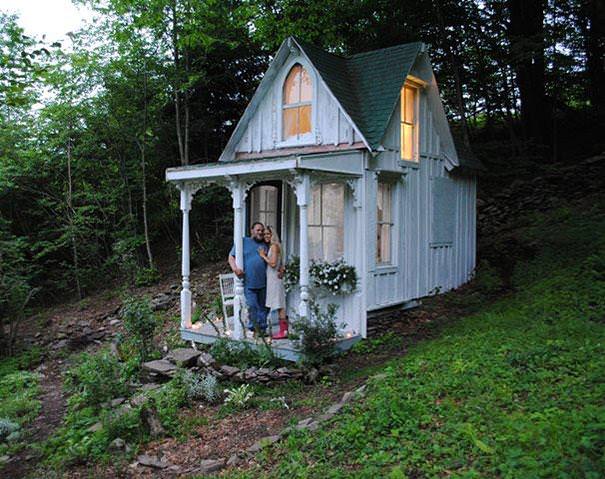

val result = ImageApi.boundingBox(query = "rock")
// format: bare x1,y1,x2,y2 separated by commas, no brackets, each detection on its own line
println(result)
52,339,68,350
199,458,226,474
141,404,166,438
304,368,319,384
166,348,201,367
0,455,10,464
87,422,102,433
197,352,216,367
111,397,126,407
325,402,345,416
151,293,173,311
109,318,120,326
142,359,178,377
137,454,169,469
109,438,126,451
340,391,354,404
227,453,242,467
219,365,240,377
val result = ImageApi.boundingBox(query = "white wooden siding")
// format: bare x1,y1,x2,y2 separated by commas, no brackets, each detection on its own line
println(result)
235,54,358,154
367,88,476,310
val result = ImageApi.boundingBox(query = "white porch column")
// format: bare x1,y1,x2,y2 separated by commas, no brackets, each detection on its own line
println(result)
228,178,246,340
179,184,194,329
294,173,311,318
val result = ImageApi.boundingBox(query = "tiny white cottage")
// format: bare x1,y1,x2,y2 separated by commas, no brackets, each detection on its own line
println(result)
166,37,481,359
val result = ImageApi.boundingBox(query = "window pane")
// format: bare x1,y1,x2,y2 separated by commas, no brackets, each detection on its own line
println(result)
308,185,322,225
401,123,414,159
404,86,415,123
309,226,322,260
300,67,312,102
321,183,344,226
377,224,391,264
298,105,312,135
283,65,301,105
283,107,298,139
383,184,391,221
323,226,343,262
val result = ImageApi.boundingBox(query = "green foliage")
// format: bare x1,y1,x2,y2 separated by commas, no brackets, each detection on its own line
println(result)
291,301,343,365
474,259,505,295
231,203,605,478
64,350,132,410
180,369,221,404
223,384,254,411
351,332,401,355
134,267,160,287
209,338,280,369
121,296,158,362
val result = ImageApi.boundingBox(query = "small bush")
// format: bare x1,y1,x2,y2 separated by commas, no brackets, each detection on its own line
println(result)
223,384,254,410
65,350,130,409
181,370,220,403
121,296,158,362
291,300,343,365
209,338,278,369
135,267,160,287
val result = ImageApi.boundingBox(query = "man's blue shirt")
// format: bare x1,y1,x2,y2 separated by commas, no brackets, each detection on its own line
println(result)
230,237,268,289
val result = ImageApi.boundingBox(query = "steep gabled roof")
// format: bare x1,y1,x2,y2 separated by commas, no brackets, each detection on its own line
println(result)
296,39,423,149
220,37,474,171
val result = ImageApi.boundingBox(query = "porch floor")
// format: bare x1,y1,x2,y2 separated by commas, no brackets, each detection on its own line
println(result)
181,321,361,362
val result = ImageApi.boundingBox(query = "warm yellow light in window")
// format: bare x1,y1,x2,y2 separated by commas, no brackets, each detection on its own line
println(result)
400,84,417,161
283,64,313,140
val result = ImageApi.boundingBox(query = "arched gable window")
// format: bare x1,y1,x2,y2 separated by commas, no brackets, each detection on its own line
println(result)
282,64,312,141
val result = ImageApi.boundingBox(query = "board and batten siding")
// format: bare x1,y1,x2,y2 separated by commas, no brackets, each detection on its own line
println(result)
366,91,476,310
234,55,359,155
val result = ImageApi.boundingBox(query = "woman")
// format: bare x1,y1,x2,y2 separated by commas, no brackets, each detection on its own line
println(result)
259,226,288,339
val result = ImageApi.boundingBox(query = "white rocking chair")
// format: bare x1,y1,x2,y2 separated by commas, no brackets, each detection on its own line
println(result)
219,273,236,331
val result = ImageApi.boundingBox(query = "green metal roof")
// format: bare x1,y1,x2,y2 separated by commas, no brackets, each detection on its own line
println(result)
295,38,423,149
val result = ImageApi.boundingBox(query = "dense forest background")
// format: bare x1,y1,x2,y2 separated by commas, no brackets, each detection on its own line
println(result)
1,0,603,333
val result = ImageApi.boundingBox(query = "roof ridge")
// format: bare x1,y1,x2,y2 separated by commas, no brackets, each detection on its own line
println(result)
345,41,424,60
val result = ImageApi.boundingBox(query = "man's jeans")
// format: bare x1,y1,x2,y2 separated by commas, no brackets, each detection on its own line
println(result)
244,286,268,331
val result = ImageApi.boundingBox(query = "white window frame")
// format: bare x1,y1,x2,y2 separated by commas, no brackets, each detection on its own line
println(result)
400,80,420,164
308,182,345,262
376,181,394,266
276,55,318,148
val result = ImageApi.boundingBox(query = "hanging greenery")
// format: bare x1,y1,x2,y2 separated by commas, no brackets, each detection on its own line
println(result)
284,256,357,296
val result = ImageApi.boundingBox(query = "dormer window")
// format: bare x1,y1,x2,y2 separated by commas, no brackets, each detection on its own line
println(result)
400,83,418,161
282,64,312,141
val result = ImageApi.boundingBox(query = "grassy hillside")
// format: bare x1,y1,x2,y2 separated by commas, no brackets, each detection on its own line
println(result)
228,198,605,478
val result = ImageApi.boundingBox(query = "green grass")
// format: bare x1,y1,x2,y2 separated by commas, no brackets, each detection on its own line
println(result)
0,348,43,457
226,200,605,478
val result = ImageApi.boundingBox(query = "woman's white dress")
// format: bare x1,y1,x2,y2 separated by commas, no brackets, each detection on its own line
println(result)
266,246,286,310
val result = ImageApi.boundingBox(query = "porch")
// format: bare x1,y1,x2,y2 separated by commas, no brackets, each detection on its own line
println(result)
166,151,368,361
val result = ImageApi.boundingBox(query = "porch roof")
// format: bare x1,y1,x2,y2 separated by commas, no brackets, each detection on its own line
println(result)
166,150,364,183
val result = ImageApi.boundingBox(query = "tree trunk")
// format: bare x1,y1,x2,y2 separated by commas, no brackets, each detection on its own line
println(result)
140,57,154,270
508,0,547,144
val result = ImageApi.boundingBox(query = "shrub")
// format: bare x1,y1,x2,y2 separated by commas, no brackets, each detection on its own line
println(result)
291,300,343,365
121,296,158,362
209,338,278,369
181,370,220,403
65,350,130,409
135,267,160,287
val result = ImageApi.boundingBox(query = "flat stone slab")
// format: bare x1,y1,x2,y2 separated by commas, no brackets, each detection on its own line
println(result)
142,359,178,377
199,458,226,474
166,348,201,367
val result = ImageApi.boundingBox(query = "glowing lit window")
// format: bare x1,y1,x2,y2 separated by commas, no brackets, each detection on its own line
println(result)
283,64,312,140
400,84,417,161
308,183,344,262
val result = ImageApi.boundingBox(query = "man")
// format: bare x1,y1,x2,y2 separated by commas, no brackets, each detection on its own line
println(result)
228,222,269,333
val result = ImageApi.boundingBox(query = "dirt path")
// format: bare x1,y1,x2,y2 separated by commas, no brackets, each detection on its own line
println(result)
1,363,66,478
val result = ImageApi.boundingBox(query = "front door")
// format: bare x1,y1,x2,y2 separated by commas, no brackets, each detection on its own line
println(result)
247,182,282,238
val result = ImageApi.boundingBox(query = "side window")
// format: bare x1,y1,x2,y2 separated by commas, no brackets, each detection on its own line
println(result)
308,183,344,261
400,83,418,161
282,64,313,141
376,181,393,265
